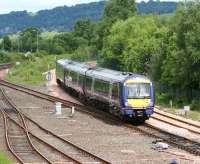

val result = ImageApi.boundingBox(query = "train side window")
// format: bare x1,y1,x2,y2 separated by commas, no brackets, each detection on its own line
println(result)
78,74,84,86
56,64,64,80
64,69,70,83
69,71,78,85
86,76,92,91
94,79,109,96
112,83,119,100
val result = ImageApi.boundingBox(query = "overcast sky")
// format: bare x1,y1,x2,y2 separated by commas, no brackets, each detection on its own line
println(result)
0,0,102,14
0,0,179,14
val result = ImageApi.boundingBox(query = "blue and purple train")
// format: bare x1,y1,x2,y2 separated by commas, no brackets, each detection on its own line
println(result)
56,59,155,122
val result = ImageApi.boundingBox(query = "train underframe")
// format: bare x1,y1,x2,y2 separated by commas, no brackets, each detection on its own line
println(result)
57,79,149,123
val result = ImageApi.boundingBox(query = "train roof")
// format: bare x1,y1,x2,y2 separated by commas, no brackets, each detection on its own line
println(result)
57,59,90,74
57,59,149,83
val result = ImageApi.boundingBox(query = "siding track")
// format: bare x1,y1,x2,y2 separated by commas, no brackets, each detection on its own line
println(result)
0,87,111,164
0,80,200,157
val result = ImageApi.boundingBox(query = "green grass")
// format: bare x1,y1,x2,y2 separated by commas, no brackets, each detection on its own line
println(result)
6,53,71,85
0,152,12,164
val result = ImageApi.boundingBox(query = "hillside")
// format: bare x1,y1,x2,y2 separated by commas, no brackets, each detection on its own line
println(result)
0,1,178,36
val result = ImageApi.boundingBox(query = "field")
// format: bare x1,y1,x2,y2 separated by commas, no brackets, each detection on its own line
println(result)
6,53,71,85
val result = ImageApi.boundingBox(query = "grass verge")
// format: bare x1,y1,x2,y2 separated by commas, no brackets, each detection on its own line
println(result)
6,54,71,85
0,152,12,164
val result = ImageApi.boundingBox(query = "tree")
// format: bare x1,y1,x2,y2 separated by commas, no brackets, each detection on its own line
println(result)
73,19,97,46
19,27,40,52
96,0,137,51
103,0,137,23
0,51,11,63
100,16,163,74
2,36,12,51
161,2,200,100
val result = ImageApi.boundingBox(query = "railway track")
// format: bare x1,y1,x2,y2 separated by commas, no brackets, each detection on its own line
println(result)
0,63,13,70
0,88,110,164
0,79,84,108
1,80,200,156
151,107,200,136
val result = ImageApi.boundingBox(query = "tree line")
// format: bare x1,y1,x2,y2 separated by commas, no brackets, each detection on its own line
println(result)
0,0,199,109
0,0,178,36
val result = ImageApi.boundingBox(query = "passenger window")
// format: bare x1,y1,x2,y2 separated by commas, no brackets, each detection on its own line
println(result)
112,83,119,100
78,74,84,86
86,76,92,91
70,71,78,84
94,79,109,96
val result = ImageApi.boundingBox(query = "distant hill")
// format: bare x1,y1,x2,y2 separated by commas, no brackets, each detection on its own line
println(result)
0,1,178,36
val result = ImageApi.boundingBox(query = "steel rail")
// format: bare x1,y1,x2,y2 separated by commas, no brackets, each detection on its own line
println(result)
0,89,54,164
6,114,82,164
1,87,111,164
0,108,24,163
0,63,13,70
150,115,200,135
154,107,200,129
1,80,200,156
0,79,84,108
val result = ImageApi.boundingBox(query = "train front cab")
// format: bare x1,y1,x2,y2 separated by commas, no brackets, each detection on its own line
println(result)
121,77,154,120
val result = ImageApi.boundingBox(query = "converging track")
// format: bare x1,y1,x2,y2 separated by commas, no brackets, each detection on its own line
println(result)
0,87,111,164
0,63,13,70
0,80,200,157
151,107,200,136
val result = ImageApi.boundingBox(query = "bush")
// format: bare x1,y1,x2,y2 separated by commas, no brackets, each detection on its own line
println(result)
156,93,171,105
190,100,200,111
35,50,49,57
71,46,96,62
0,51,11,63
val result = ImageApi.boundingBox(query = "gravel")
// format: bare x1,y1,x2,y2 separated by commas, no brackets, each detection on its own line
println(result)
0,85,199,164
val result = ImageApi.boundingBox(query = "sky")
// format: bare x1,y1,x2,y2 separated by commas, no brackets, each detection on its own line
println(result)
0,0,179,14
0,0,102,14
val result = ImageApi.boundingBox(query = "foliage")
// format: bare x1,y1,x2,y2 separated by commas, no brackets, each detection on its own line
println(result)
6,54,71,85
0,1,179,36
2,36,12,51
100,16,165,73
103,0,136,23
0,51,11,63
137,1,178,15
71,46,97,62
191,100,200,111
0,152,12,164
73,19,97,46
19,27,40,52
160,3,200,101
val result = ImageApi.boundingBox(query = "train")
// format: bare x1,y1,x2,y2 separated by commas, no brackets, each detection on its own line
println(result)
56,59,155,122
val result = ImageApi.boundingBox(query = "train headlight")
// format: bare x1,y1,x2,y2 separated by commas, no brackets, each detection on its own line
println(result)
150,101,154,106
125,101,129,106
125,101,131,107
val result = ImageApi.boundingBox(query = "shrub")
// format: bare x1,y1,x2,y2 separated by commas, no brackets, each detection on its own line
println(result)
190,100,200,111
156,93,171,105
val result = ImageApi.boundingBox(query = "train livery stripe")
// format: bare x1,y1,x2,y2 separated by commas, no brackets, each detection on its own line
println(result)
127,99,151,109
125,79,151,84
